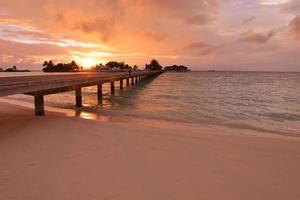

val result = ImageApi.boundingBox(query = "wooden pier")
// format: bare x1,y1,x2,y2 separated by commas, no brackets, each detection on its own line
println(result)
0,71,163,116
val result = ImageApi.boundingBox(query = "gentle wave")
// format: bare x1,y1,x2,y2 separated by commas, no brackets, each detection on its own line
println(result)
3,71,300,136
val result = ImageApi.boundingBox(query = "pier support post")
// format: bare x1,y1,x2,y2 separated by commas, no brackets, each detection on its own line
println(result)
131,77,135,86
120,79,123,90
34,93,44,116
97,84,102,104
126,78,130,87
111,81,115,94
75,87,82,108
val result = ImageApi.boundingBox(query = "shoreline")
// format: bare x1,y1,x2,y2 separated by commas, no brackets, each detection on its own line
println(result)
1,96,299,138
1,100,300,199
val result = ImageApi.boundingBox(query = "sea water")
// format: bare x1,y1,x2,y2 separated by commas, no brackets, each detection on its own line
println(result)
3,71,300,136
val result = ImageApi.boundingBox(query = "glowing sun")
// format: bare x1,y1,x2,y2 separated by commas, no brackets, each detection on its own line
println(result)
77,58,99,69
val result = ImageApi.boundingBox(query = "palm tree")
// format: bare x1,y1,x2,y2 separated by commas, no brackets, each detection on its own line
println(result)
43,61,48,67
70,60,79,71
48,60,54,68
43,60,54,68
146,59,162,71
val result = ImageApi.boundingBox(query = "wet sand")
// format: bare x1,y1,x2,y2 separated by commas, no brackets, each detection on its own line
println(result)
0,101,300,200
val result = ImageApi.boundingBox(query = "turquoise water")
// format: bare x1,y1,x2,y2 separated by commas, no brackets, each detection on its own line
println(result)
7,72,300,136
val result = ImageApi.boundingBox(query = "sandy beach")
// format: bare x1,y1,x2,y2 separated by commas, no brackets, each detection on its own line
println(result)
0,101,300,200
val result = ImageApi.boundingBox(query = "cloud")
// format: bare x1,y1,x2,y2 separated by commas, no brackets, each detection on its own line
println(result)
289,15,300,40
0,8,8,16
0,39,68,56
74,17,118,42
131,0,221,17
0,18,111,49
184,14,215,26
281,0,300,13
144,31,167,42
186,42,222,56
0,38,71,68
260,0,290,6
237,29,278,44
42,0,222,42
0,0,299,71
242,16,256,25
44,0,125,42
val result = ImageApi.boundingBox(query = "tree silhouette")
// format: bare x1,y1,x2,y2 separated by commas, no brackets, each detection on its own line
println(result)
164,65,189,72
145,59,162,71
42,60,79,72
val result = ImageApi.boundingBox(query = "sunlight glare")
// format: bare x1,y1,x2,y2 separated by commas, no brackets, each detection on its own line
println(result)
77,58,99,69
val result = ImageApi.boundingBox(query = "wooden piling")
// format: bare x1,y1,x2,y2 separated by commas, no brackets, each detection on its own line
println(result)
75,87,82,107
120,79,123,90
111,81,115,94
97,83,102,104
34,93,44,116
126,78,130,87
131,77,135,86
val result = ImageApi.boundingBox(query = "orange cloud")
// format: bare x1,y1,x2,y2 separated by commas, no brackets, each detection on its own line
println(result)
184,14,215,26
185,42,222,56
0,0,299,71
43,1,121,42
289,15,300,40
144,31,167,42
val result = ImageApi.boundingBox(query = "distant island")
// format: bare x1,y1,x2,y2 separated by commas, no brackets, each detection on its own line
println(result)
164,65,190,72
0,66,30,72
2,60,188,73
42,59,163,72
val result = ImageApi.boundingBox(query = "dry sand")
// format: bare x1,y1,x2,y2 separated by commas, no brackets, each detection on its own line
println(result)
0,101,300,200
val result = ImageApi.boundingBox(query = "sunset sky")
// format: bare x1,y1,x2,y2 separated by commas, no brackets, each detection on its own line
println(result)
0,0,299,71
